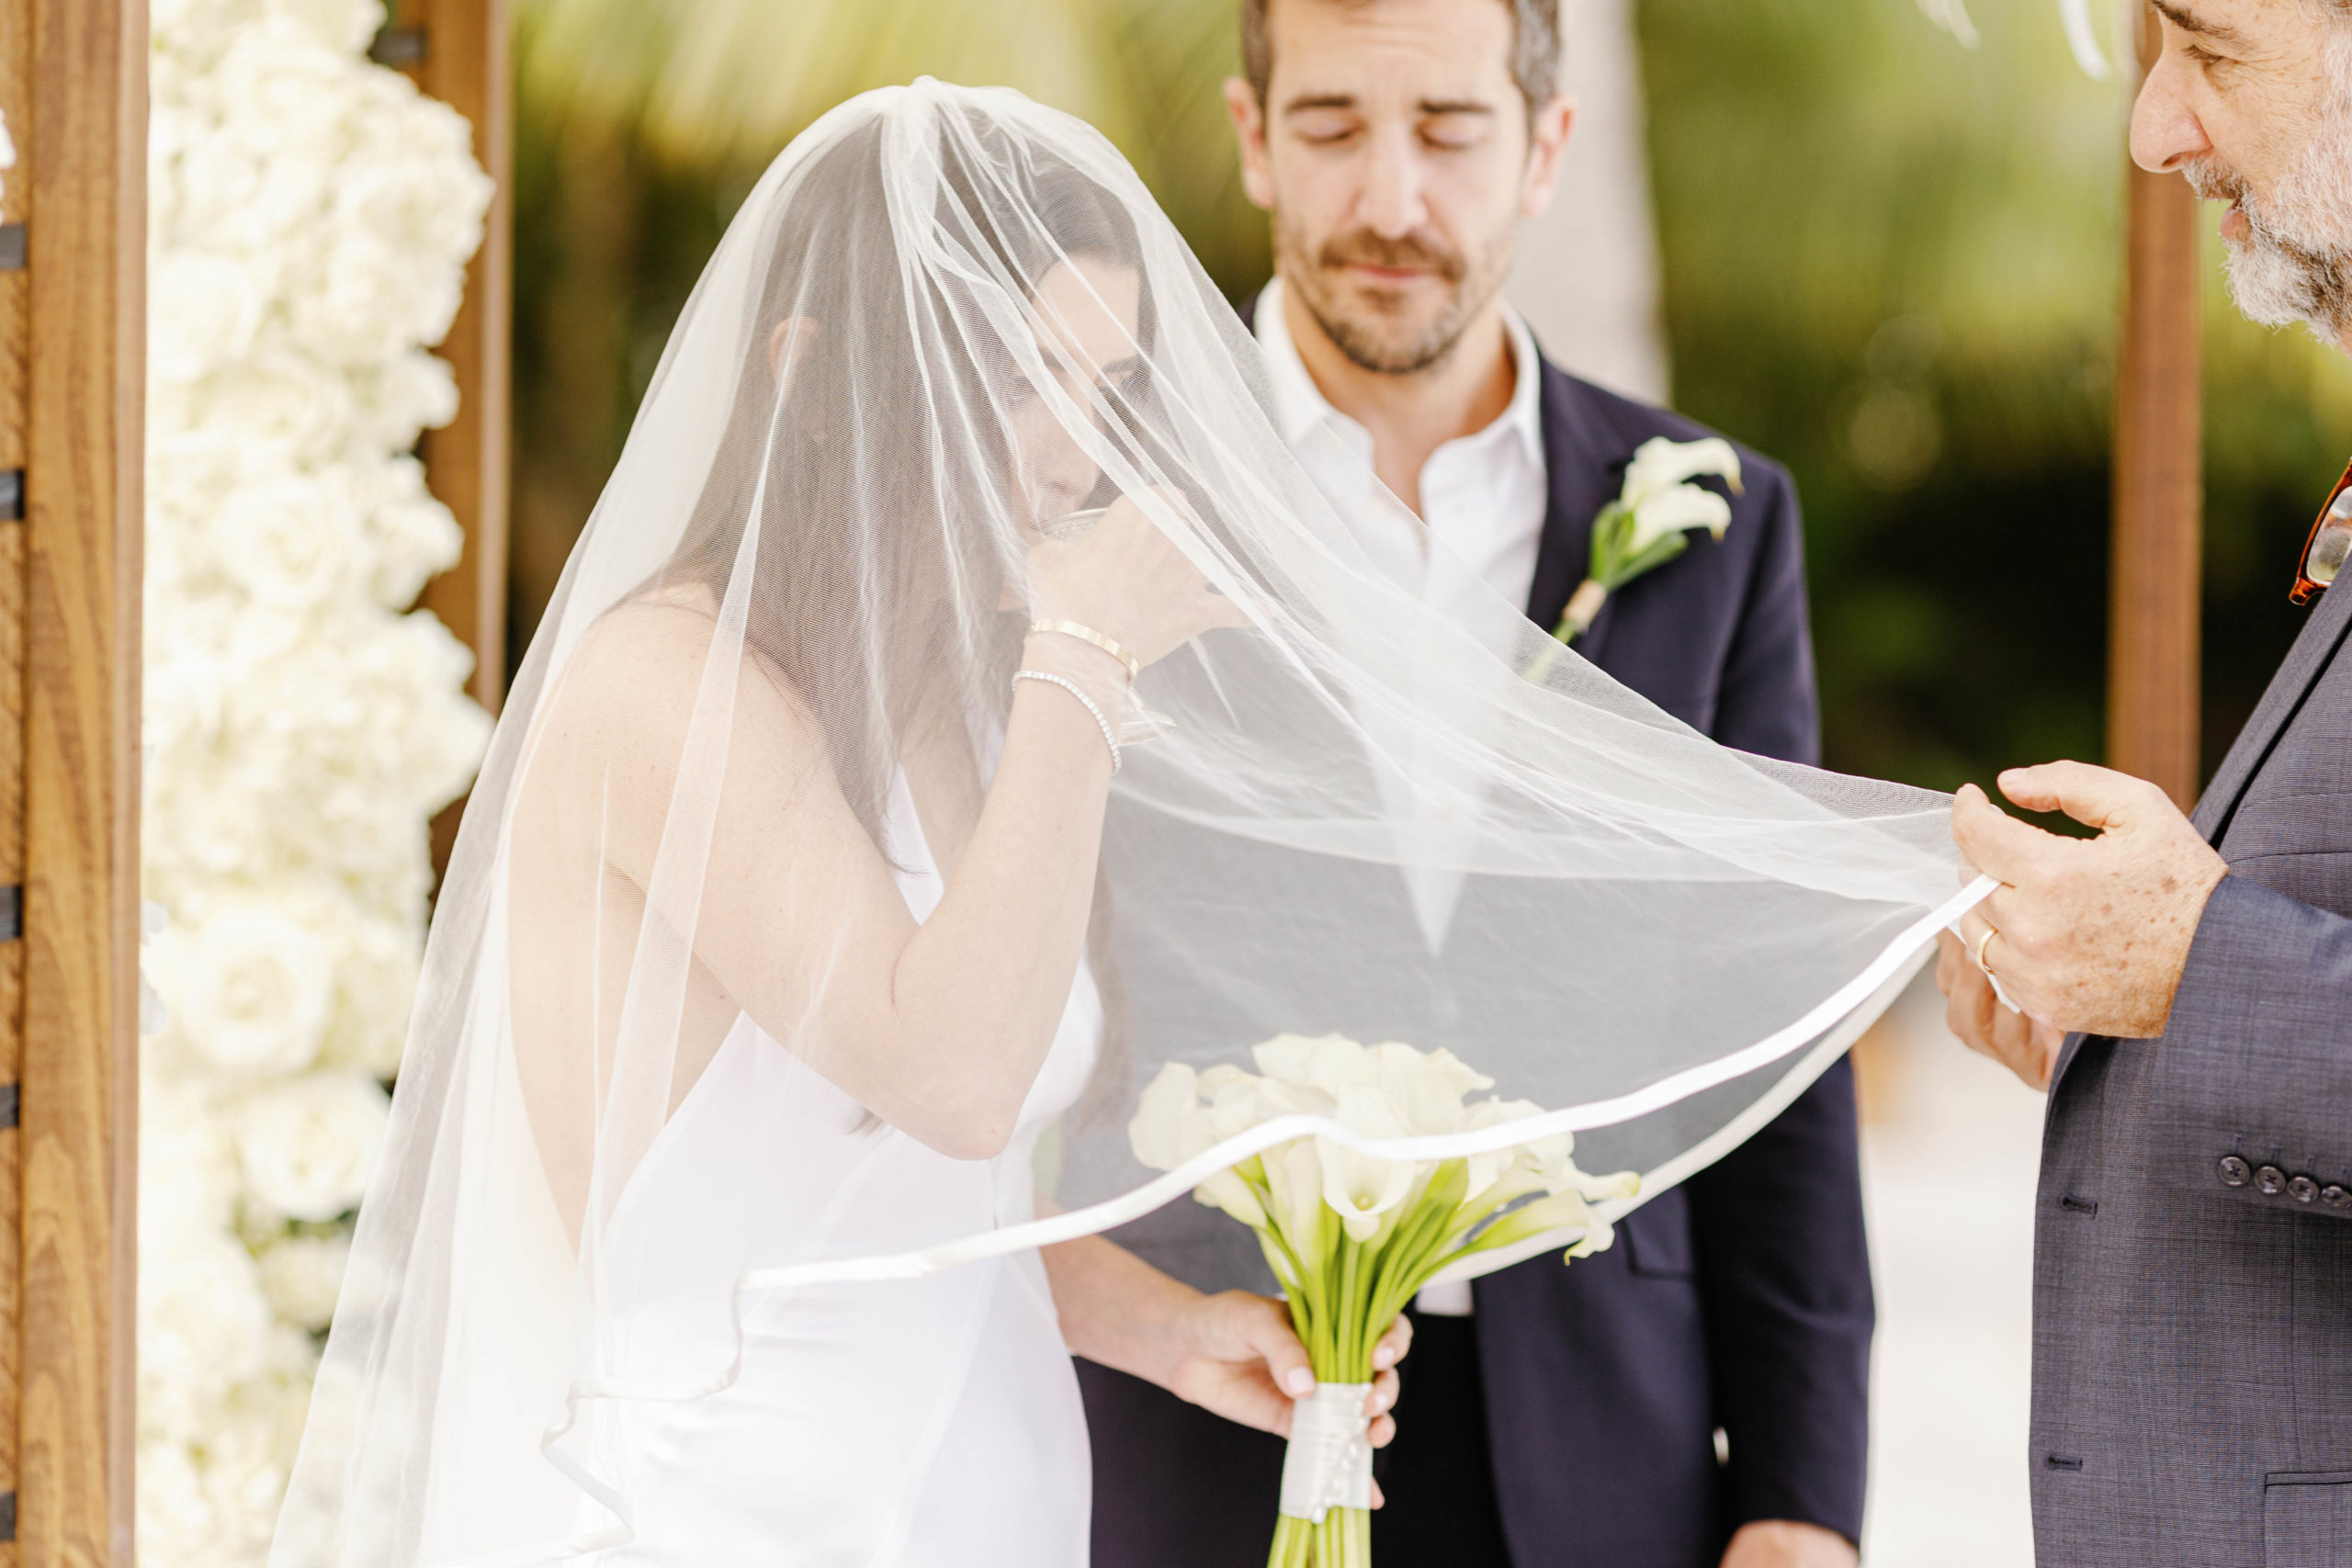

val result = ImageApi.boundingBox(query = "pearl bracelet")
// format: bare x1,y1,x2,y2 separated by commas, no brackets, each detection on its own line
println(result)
1012,670,1122,774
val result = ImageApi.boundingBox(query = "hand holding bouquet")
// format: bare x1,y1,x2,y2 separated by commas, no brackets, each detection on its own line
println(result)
1130,1034,1637,1568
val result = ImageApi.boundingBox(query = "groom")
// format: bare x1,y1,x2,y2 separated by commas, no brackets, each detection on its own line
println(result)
1078,3,1867,1565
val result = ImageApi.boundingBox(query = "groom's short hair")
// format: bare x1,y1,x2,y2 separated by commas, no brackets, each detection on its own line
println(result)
1240,0,1563,120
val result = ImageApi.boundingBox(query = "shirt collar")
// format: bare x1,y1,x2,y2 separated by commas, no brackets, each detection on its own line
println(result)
1251,274,1546,472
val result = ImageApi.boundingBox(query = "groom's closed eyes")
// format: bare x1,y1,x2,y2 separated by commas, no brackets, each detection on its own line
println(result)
1281,93,1500,153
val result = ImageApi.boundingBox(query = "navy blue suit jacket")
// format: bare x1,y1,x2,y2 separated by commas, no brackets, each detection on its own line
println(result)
1079,319,1873,1568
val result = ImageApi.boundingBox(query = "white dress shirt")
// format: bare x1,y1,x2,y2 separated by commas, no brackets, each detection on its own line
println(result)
1254,276,1549,629
1252,280,1553,1317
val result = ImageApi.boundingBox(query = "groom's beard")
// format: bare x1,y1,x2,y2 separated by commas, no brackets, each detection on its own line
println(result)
2188,67,2352,341
1277,210,1514,376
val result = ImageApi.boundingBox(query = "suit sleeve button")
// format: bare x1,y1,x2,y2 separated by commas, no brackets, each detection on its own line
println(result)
2219,1156,2253,1187
2290,1175,2320,1203
2256,1165,2289,1195
2324,1185,2352,1210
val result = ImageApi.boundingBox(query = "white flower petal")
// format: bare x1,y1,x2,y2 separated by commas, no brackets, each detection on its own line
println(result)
1193,1168,1269,1229
1625,484,1734,555
1621,435,1743,509
1128,1063,1201,1172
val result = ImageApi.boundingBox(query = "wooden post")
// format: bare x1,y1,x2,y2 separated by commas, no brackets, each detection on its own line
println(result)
391,0,513,718
0,0,33,1559
14,0,143,1564
2108,3,2203,808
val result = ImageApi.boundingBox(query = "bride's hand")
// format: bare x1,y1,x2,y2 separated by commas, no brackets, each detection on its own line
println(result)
1024,488,1249,669
1169,1292,1410,1500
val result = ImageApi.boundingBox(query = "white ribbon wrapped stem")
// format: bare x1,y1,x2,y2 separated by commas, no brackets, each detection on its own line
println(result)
1277,1382,1374,1523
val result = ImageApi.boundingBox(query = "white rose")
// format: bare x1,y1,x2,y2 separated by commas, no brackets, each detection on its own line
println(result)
149,250,273,385
0,106,15,205
198,350,358,467
232,1069,390,1221
155,897,334,1077
209,472,364,608
351,457,462,609
140,1233,275,1398
134,1437,215,1566
290,231,444,367
266,0,383,54
147,426,261,542
319,905,417,1078
349,350,458,454
139,1071,243,1236
256,1231,350,1330
195,1358,317,1563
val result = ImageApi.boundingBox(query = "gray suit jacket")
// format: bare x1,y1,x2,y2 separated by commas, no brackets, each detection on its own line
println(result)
2034,573,2352,1567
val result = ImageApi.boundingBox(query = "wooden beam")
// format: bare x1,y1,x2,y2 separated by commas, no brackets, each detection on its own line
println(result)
0,0,35,1556
18,0,141,1562
2107,3,2203,808
401,0,513,718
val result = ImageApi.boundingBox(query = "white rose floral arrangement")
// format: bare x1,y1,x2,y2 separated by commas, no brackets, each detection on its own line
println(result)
140,0,493,1560
1130,1034,1637,1568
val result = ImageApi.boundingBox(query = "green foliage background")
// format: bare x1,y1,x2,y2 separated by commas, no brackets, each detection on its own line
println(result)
508,0,2352,795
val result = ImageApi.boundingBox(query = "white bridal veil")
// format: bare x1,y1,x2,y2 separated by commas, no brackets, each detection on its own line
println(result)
275,80,1983,1565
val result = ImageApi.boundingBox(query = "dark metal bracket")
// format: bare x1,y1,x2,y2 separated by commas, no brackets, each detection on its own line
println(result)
0,884,22,941
0,470,20,524
0,224,24,271
0,1489,17,1541
369,25,428,66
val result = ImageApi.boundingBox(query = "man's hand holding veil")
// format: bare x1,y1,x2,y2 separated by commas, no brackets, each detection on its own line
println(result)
1938,761,2226,1089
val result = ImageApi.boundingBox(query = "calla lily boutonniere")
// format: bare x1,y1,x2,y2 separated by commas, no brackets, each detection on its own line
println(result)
1552,435,1745,644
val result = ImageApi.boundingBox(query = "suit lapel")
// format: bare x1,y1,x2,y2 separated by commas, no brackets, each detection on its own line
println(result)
2191,573,2352,842
1526,363,1629,660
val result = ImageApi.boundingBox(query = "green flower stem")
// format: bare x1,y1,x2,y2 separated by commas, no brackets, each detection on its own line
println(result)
1258,1159,1594,1568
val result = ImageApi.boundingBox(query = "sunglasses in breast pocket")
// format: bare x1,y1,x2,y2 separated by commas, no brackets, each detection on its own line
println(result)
2292,458,2352,606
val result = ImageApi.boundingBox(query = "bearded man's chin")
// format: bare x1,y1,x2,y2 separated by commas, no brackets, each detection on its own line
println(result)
2221,236,2351,337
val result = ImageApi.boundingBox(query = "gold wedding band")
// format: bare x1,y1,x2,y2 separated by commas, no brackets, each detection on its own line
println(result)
1973,924,2001,975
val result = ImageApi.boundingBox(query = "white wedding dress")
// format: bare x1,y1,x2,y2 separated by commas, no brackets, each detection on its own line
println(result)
585,767,1102,1566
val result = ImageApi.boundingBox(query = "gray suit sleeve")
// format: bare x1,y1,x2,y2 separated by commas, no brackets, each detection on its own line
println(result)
2155,872,2352,1217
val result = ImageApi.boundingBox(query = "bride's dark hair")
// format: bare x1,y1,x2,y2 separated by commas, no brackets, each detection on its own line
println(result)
656,107,1143,1122
660,112,1147,851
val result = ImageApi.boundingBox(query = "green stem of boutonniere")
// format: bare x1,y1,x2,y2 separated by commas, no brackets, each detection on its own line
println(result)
1555,579,1611,643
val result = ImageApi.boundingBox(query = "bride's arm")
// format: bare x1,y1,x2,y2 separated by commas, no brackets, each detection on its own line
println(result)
577,502,1234,1161
1040,1231,1408,1453
577,613,1116,1159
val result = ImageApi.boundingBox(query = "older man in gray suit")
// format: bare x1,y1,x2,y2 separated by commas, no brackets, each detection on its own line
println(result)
1933,2,2352,1562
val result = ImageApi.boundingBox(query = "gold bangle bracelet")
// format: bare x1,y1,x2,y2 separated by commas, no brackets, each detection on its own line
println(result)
1029,619,1140,684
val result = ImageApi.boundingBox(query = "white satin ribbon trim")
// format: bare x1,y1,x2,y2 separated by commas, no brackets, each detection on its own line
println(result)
732,877,1995,1292
1278,1383,1374,1522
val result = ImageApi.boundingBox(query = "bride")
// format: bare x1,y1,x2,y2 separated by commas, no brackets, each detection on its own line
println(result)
277,74,1973,1568
274,82,1409,1568
494,90,1409,1563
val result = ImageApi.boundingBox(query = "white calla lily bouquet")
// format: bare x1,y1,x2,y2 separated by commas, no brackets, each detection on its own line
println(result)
1130,1034,1637,1568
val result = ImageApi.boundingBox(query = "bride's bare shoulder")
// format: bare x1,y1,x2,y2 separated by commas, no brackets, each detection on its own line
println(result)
543,584,815,747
